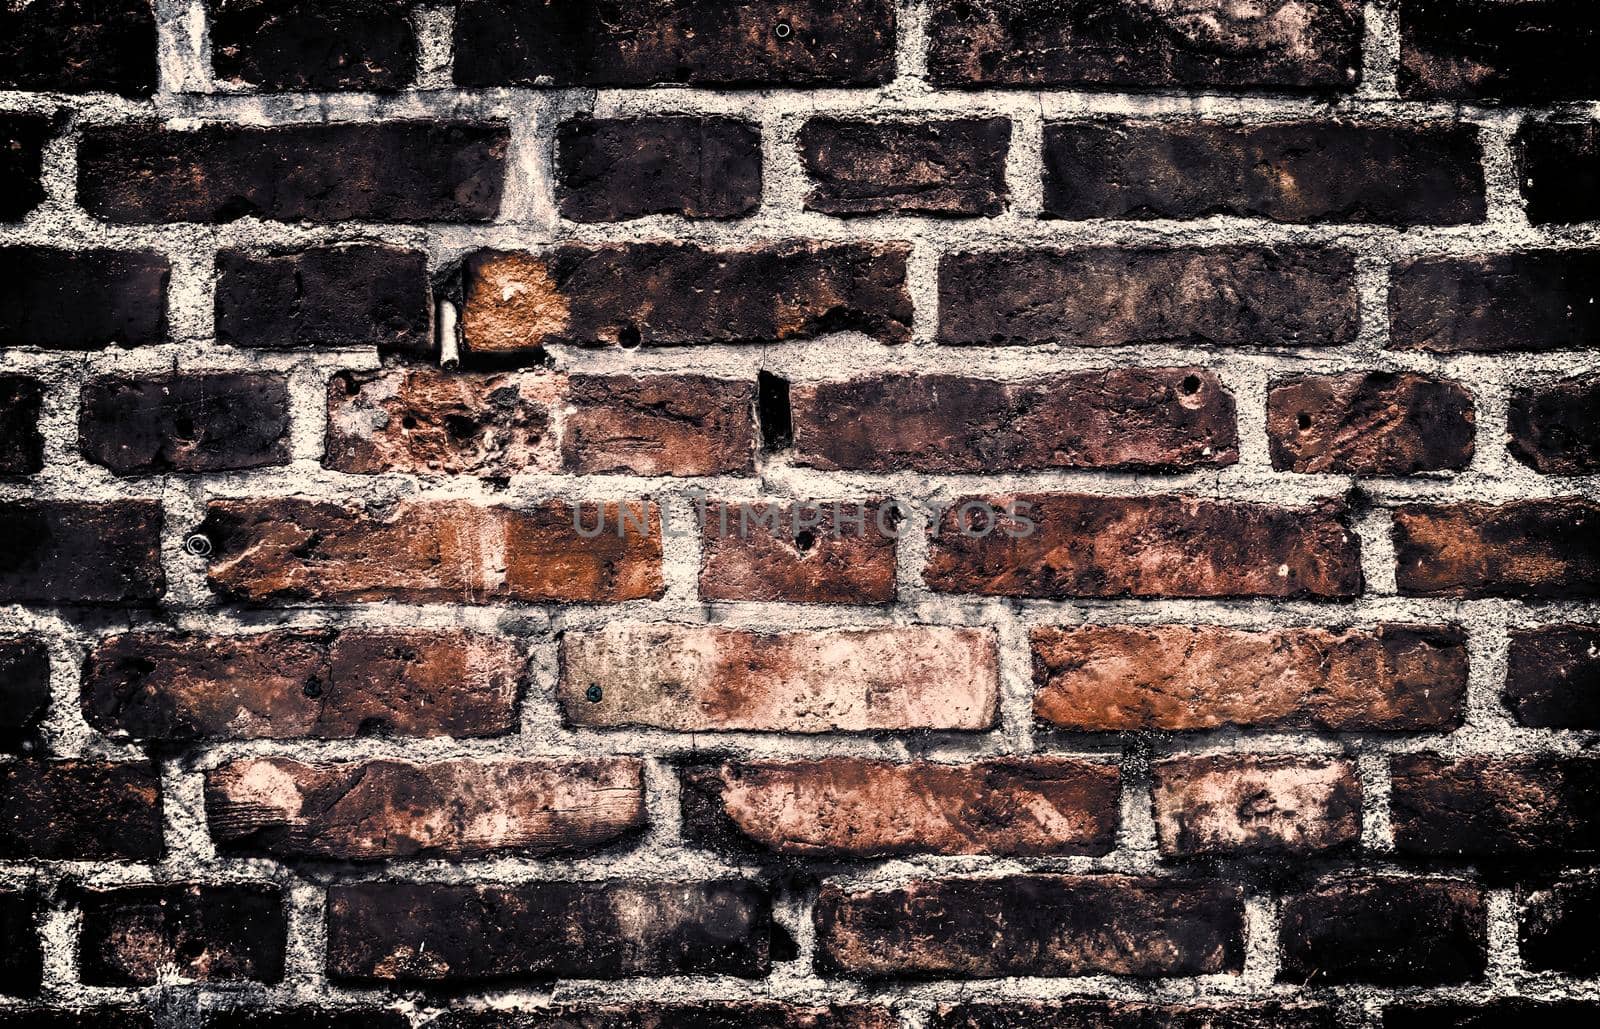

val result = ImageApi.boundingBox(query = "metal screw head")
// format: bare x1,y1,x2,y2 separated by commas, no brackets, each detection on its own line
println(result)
585,684,603,703
774,20,792,40
183,533,213,558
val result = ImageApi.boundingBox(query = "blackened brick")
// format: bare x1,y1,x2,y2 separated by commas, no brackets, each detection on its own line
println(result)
216,245,431,353
926,0,1362,90
1044,121,1484,225
1393,499,1600,599
1392,754,1600,859
1391,251,1600,352
211,0,417,91
1520,876,1600,975
0,638,50,751
0,248,168,350
1506,624,1600,729
800,118,1011,216
1508,374,1600,475
328,880,775,982
1513,121,1600,225
1279,877,1487,985
1267,371,1475,475
938,248,1357,347
0,376,45,475
453,0,896,87
80,372,291,474
0,0,158,95
79,122,507,224
1400,0,1600,101
556,117,761,222
0,1014,150,1029
77,884,285,985
200,1011,411,1029
0,889,40,995
1385,1002,1600,1029
0,760,162,859
930,1003,1339,1029
0,500,164,605
428,1005,893,1029
0,115,51,222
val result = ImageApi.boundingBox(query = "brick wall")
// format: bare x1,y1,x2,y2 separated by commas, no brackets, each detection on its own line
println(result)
2,1,1599,1027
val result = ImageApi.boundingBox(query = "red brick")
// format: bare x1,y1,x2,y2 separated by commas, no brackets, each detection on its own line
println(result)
1268,372,1475,475
698,500,897,604
0,0,157,95
926,494,1361,599
1279,877,1486,985
206,757,644,860
800,118,1011,216
1505,624,1600,728
1390,251,1600,352
790,369,1238,472
83,629,521,742
0,500,164,605
1508,373,1600,475
197,498,663,604
1152,755,1361,857
556,117,761,221
0,248,168,350
681,758,1119,857
210,0,416,91
216,245,431,354
1393,499,1600,598
560,623,998,732
1392,754,1600,859
79,372,291,474
0,760,161,859
1033,624,1466,732
76,884,285,985
563,374,756,476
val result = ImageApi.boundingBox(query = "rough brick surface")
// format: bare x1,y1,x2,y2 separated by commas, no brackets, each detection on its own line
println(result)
215,245,431,353
0,500,164,605
1392,499,1600,598
210,0,417,91
0,760,162,859
1152,755,1361,858
79,372,291,474
800,118,1011,216
1390,251,1600,352
0,0,157,94
556,117,762,221
0,248,168,350
1508,374,1600,475
1278,878,1487,985
1505,624,1600,728
1400,0,1600,100
0,375,45,475
1267,371,1475,474
76,884,285,985
0,115,50,222
1513,122,1600,225
698,499,898,604
564,374,757,476
1391,754,1600,859
0,639,50,751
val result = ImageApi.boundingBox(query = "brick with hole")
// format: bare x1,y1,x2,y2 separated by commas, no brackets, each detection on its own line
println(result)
929,1003,1340,1029
938,247,1358,347
0,0,158,95
0,889,40,996
1044,121,1485,225
561,623,997,732
1400,0,1600,100
789,369,1238,473
0,375,44,474
681,758,1119,858
815,875,1246,978
82,629,521,742
698,499,897,604
800,118,1011,216
196,498,662,604
215,244,431,353
0,248,168,350
210,0,417,91
78,122,508,223
1278,877,1487,985
1391,754,1600,859
0,760,161,859
462,243,910,355
1153,755,1361,858
0,500,164,605
1505,624,1600,728
428,1006,895,1029
79,372,291,474
1392,498,1600,598
206,757,645,860
1390,251,1600,352
77,883,286,985
563,374,757,476
1513,121,1600,225
327,880,776,982
1032,624,1466,732
926,0,1362,90
1267,371,1475,475
926,494,1362,599
0,115,50,222
1519,876,1600,976
453,0,896,87
1508,374,1600,475
556,117,762,221
0,638,49,752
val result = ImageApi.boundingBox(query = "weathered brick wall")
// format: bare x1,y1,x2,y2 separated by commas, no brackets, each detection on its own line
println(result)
2,1,1599,1026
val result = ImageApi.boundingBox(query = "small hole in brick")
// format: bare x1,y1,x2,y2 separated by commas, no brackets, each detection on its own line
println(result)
1181,374,1202,395
402,415,418,430
774,20,793,40
1297,412,1312,430
302,677,323,699
586,683,603,703
795,529,816,553
444,414,479,440
617,324,642,349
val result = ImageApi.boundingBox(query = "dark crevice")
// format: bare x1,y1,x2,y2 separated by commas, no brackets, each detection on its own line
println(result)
756,370,792,453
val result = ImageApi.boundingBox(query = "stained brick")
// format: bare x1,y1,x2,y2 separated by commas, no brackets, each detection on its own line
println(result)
800,118,1011,216
215,245,431,353
0,500,164,605
560,623,998,732
790,369,1238,473
1267,371,1475,475
1392,499,1600,598
698,500,898,604
0,115,50,222
556,117,761,221
1044,121,1484,225
1508,374,1600,475
1519,876,1600,975
930,1003,1339,1029
681,758,1119,858
0,889,40,996
938,248,1357,347
1392,754,1600,859
83,629,521,742
79,122,507,224
1390,251,1600,352
1401,0,1600,101
0,248,168,350
0,760,162,860
0,638,50,751
563,375,757,476
1513,121,1600,225
210,0,417,91
0,0,158,95
1505,624,1600,729
77,884,285,985
80,372,291,474
0,375,45,475
1153,755,1360,858
1279,877,1486,985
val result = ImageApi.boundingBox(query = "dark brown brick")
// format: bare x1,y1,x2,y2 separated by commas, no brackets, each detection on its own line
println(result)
1279,877,1486,985
462,243,910,355
1508,374,1600,475
815,875,1245,978
0,115,50,221
1153,755,1361,858
1392,754,1600,859
1513,121,1600,225
564,374,757,476
698,500,897,604
1267,371,1475,475
428,1005,894,1029
0,500,164,605
556,117,761,222
79,122,507,224
927,0,1362,90
1390,251,1600,352
1519,876,1600,975
0,1014,150,1029
0,760,161,859
199,1010,411,1029
791,369,1238,473
79,372,291,474
1044,121,1484,225
453,0,896,87
1401,0,1600,100
77,884,285,985
327,880,775,982
83,629,521,742
211,0,417,91
0,889,40,996
0,248,168,350
1393,499,1600,598
926,494,1362,599
206,757,645,860
1506,624,1600,728
0,0,158,95
682,758,1119,858
800,118,1011,216
196,498,662,604
0,375,45,475
0,638,50,752
1033,624,1467,732
938,248,1357,347
1385,1002,1600,1029
930,1003,1339,1029
216,245,431,353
